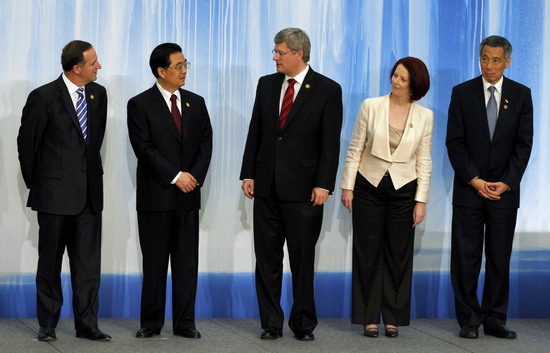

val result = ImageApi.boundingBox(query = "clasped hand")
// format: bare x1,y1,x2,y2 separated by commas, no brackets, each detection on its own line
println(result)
470,178,509,200
176,172,197,193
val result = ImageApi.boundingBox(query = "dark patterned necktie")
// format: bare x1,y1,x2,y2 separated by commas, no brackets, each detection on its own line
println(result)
170,94,182,134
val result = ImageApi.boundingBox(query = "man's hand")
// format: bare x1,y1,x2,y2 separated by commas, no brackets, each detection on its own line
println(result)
485,181,510,197
175,172,197,193
412,202,425,227
469,177,501,200
341,189,353,212
311,187,329,207
242,180,255,199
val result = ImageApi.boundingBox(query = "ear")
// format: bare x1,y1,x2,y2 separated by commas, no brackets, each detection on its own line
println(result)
296,49,304,59
504,57,511,69
157,67,165,79
72,64,82,75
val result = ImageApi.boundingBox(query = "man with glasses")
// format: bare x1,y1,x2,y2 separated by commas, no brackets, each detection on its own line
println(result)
240,28,343,341
128,43,212,339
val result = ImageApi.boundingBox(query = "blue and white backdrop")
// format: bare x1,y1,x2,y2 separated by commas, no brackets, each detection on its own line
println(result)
1,0,549,319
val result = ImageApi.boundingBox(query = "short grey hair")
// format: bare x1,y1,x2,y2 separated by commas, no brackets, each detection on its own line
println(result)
479,35,512,59
274,28,311,62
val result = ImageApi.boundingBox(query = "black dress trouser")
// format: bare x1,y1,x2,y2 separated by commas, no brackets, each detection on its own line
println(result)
351,173,417,326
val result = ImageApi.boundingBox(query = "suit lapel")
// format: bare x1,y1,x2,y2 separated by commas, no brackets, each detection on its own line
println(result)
492,77,511,141
271,74,285,132
55,76,86,141
281,69,316,131
84,83,97,144
472,76,492,141
370,95,392,162
148,85,183,143
179,88,190,143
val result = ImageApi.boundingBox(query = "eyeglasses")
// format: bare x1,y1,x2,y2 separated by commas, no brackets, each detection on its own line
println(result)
166,61,191,71
271,49,293,56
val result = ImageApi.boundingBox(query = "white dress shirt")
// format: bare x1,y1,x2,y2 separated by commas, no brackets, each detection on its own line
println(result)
62,72,83,110
156,82,183,184
482,76,503,114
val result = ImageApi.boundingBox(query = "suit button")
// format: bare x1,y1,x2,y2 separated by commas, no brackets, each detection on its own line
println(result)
278,137,283,141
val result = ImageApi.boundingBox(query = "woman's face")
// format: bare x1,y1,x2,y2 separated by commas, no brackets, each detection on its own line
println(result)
391,64,411,98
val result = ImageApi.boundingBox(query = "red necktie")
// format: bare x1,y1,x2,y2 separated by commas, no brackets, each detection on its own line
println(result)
279,78,296,129
170,94,182,134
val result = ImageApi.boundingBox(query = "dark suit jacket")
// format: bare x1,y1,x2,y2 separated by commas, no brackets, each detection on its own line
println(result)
446,75,533,209
240,68,343,202
127,85,212,211
17,75,107,215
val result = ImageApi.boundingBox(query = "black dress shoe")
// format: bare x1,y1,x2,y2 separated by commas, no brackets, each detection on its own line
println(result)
484,325,517,339
136,327,160,338
76,327,112,341
260,328,283,339
363,327,379,337
295,332,315,341
384,327,399,338
175,328,201,339
38,327,56,341
459,325,479,338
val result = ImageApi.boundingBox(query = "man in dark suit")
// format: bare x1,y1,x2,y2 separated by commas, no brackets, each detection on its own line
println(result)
127,43,212,340
446,35,533,340
17,40,110,342
240,28,342,341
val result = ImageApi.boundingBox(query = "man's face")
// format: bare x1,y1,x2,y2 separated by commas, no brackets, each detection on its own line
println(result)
272,41,304,77
480,45,510,85
158,52,187,92
77,48,101,84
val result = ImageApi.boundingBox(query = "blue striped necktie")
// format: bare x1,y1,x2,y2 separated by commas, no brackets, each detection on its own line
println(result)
76,87,88,141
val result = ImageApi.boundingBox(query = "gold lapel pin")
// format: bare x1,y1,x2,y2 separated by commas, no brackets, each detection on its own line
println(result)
409,123,413,128
305,84,310,89
186,102,190,107
504,105,508,110
90,94,95,100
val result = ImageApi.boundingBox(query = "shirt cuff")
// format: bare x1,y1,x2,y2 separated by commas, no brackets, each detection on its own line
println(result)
171,171,182,184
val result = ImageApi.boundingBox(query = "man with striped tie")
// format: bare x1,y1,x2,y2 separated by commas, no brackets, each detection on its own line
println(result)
17,40,110,342
240,28,343,341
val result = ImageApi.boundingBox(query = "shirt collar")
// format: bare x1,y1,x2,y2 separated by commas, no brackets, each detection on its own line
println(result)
156,81,181,101
285,65,309,85
62,72,82,93
482,75,504,93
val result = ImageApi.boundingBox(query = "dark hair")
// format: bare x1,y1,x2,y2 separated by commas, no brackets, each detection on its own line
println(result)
479,35,512,59
390,57,430,101
274,28,311,62
61,40,93,72
149,43,182,78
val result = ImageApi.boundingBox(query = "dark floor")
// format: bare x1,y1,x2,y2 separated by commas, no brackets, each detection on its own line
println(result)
1,318,548,353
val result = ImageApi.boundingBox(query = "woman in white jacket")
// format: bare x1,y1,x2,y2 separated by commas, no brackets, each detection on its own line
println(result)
340,57,433,338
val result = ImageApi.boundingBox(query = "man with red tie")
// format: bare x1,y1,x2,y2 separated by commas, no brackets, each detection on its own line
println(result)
240,28,343,341
128,43,212,339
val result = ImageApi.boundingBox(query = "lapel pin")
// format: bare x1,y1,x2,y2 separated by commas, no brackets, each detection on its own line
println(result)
90,94,95,100
305,84,310,89
505,99,509,103
409,123,413,128
504,105,508,110
186,102,190,107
